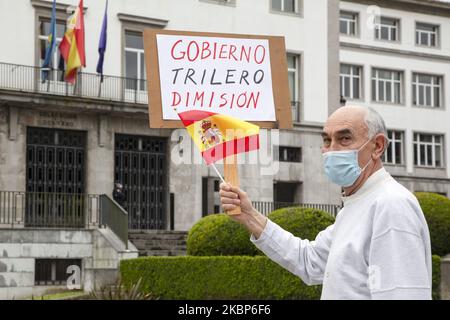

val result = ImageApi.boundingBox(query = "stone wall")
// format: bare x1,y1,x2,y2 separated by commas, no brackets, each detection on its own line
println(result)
0,228,138,300
0,104,449,232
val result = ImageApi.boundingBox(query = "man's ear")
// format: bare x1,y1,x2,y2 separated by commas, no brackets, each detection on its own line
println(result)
372,133,387,159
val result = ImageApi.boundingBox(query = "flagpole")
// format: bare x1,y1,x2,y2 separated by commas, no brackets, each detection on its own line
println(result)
210,163,226,185
98,77,102,97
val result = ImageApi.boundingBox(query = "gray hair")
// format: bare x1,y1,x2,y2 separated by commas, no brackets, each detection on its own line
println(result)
363,106,389,151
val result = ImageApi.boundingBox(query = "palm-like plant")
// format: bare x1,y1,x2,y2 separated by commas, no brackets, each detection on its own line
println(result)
89,278,156,300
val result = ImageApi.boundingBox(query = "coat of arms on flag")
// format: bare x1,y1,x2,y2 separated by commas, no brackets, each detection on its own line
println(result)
177,110,260,165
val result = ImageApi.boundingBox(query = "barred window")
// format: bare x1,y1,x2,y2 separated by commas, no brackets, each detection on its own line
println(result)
279,146,302,163
35,259,81,286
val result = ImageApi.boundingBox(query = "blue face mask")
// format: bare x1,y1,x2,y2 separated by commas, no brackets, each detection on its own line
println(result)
322,139,372,187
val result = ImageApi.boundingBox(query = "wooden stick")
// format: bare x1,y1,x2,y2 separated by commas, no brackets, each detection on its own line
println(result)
223,154,241,216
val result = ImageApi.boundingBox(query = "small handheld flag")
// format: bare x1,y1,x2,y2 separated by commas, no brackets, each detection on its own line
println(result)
177,110,260,166
177,110,259,215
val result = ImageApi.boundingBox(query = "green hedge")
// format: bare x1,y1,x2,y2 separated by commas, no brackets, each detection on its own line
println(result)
268,207,335,241
120,256,321,300
120,255,442,300
187,214,259,256
415,192,450,256
432,255,441,300
187,208,335,256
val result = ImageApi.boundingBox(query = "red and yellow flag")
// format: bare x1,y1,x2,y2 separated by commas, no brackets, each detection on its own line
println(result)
59,0,86,84
178,110,260,165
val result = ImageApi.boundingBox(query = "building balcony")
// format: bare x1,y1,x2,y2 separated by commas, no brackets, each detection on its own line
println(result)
0,62,148,105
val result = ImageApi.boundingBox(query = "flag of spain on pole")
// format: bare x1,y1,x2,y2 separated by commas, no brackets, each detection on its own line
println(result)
59,0,86,84
177,110,260,165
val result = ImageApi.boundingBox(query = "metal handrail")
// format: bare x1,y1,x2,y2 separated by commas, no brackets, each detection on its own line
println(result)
0,61,148,104
0,191,101,229
0,191,129,248
252,201,341,217
99,194,129,249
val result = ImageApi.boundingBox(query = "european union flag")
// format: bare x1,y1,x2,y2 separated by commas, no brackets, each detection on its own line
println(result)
96,0,108,82
41,0,57,83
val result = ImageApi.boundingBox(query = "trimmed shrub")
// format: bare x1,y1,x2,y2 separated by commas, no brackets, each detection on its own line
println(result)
268,207,335,241
432,255,441,300
187,208,335,257
187,214,259,256
415,192,450,256
120,255,442,300
120,256,321,300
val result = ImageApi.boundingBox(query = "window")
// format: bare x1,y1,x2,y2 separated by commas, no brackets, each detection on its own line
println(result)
279,146,302,163
125,31,147,91
35,259,81,286
412,73,442,108
274,182,301,203
372,69,403,104
375,17,400,41
38,18,66,81
383,130,404,165
271,0,300,14
340,11,358,36
340,64,362,100
416,23,439,47
214,180,220,192
287,54,300,122
202,177,221,216
414,133,444,168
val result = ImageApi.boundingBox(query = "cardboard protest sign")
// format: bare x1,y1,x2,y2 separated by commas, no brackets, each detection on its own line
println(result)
143,29,292,129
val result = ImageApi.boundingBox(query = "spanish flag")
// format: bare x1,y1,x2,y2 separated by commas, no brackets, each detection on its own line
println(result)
59,0,86,84
178,110,260,165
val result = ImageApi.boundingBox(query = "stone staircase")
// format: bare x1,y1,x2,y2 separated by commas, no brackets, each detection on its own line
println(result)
128,230,188,256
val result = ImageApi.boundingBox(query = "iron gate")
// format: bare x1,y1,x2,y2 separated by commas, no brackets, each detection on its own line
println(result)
26,127,86,228
114,134,167,230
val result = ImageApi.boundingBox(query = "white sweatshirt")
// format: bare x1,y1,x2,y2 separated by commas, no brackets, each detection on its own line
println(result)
251,168,432,300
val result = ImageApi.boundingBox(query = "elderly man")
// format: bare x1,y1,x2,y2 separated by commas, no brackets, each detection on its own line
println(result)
219,105,432,300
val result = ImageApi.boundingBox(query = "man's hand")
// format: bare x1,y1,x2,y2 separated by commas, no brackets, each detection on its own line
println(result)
219,182,268,239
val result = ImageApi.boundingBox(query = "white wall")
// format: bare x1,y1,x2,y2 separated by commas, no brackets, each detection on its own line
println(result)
340,1,450,179
0,0,332,124
340,1,450,54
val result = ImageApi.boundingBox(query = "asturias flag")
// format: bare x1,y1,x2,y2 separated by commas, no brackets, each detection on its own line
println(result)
96,0,108,82
41,0,57,83
59,0,86,83
178,110,260,165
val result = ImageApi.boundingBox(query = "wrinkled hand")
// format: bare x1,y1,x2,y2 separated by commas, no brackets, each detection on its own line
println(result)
219,182,268,239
